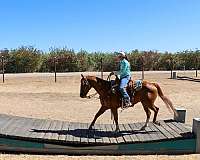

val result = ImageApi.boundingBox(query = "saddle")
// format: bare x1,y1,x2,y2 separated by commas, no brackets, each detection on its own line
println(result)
109,77,143,97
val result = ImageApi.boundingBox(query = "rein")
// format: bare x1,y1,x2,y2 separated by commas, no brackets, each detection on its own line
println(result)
86,74,114,100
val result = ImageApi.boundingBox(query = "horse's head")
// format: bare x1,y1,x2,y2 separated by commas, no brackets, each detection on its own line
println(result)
80,74,92,98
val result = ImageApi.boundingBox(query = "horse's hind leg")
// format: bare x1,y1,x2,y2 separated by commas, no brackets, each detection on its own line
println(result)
150,105,160,125
89,106,107,130
141,103,151,130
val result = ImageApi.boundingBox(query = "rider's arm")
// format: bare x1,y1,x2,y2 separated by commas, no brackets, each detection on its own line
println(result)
119,60,127,76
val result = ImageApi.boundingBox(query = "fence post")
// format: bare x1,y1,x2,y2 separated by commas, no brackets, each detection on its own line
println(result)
172,72,177,79
54,57,57,83
100,58,103,79
170,57,173,79
174,107,186,123
141,56,144,80
2,56,4,83
192,118,200,153
196,57,198,77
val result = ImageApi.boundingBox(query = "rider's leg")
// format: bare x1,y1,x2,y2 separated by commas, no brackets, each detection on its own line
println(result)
119,76,132,107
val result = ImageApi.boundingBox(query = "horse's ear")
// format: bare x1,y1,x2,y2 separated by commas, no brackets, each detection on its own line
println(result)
81,74,84,78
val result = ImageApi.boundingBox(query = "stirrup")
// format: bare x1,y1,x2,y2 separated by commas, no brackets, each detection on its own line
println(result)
121,100,132,109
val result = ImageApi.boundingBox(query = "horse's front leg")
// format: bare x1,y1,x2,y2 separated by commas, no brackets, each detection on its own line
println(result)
111,108,119,132
89,106,107,130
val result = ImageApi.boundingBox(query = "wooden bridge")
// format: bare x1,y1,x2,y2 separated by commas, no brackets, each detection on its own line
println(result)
0,109,199,155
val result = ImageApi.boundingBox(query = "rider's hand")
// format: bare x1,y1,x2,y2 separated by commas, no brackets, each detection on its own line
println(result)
110,71,115,76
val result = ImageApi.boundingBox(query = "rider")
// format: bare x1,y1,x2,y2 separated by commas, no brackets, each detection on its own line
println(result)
111,51,132,108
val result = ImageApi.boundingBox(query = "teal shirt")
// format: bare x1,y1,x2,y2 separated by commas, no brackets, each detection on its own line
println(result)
117,59,131,78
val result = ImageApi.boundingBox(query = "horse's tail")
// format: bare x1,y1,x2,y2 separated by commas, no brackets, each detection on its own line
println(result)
153,83,178,117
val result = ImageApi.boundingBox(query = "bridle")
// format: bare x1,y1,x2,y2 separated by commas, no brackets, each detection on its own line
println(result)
81,74,98,99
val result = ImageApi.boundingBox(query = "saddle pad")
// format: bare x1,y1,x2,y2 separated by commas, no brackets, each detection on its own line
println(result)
134,79,143,91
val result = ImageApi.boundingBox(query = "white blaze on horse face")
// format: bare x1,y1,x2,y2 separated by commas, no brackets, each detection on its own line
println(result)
80,77,91,98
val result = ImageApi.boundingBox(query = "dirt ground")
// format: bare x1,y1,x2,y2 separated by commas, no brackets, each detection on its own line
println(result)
0,71,199,160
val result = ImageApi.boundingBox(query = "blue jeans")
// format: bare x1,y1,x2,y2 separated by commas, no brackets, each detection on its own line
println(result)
119,76,131,101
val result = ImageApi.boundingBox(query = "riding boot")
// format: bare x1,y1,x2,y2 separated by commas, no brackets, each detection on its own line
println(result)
122,98,132,109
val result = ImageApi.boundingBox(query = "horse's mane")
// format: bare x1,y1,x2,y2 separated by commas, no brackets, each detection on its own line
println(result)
96,77,112,91
86,76,111,91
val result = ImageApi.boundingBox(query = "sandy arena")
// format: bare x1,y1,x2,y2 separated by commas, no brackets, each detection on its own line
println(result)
0,71,199,160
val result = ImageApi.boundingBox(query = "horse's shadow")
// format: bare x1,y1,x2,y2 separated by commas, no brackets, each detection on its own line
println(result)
31,128,157,139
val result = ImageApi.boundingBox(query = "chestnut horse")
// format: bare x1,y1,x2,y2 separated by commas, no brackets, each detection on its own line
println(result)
80,74,177,132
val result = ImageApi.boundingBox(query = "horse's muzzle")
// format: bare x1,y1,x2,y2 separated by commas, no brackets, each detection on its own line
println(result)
80,93,86,98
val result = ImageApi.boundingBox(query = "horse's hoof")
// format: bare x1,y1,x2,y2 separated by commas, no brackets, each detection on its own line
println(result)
88,125,93,130
140,126,146,130
115,127,120,132
154,121,161,126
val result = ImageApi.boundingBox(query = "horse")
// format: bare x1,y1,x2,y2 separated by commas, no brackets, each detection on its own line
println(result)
80,74,177,132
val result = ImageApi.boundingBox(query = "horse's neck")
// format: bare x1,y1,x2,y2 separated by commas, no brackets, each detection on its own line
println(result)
87,76,110,96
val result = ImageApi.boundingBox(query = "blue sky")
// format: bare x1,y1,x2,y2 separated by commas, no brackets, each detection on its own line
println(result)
0,0,199,52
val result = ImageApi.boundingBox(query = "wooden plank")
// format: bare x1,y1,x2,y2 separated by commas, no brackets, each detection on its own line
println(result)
111,124,125,144
128,123,145,142
58,121,69,141
0,116,18,134
123,123,139,143
104,124,117,144
153,120,174,139
43,120,56,140
99,124,110,144
142,122,160,141
0,114,12,129
71,122,82,143
184,123,192,132
65,122,74,142
29,119,47,139
148,123,166,140
67,122,80,143
94,123,103,144
159,121,181,138
9,117,32,137
132,122,148,142
118,124,132,143
25,118,42,138
172,121,191,133
36,120,52,139
1,117,22,136
87,123,95,143
165,121,184,135
170,121,193,138
90,123,100,144
51,120,63,140
78,123,88,143
17,117,38,138
134,122,152,142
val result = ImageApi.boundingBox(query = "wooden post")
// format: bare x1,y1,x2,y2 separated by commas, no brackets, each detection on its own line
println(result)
100,58,103,79
196,57,198,77
174,107,186,123
141,56,144,80
54,57,57,83
196,69,198,77
2,56,4,83
192,118,200,153
170,57,173,79
172,72,177,79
